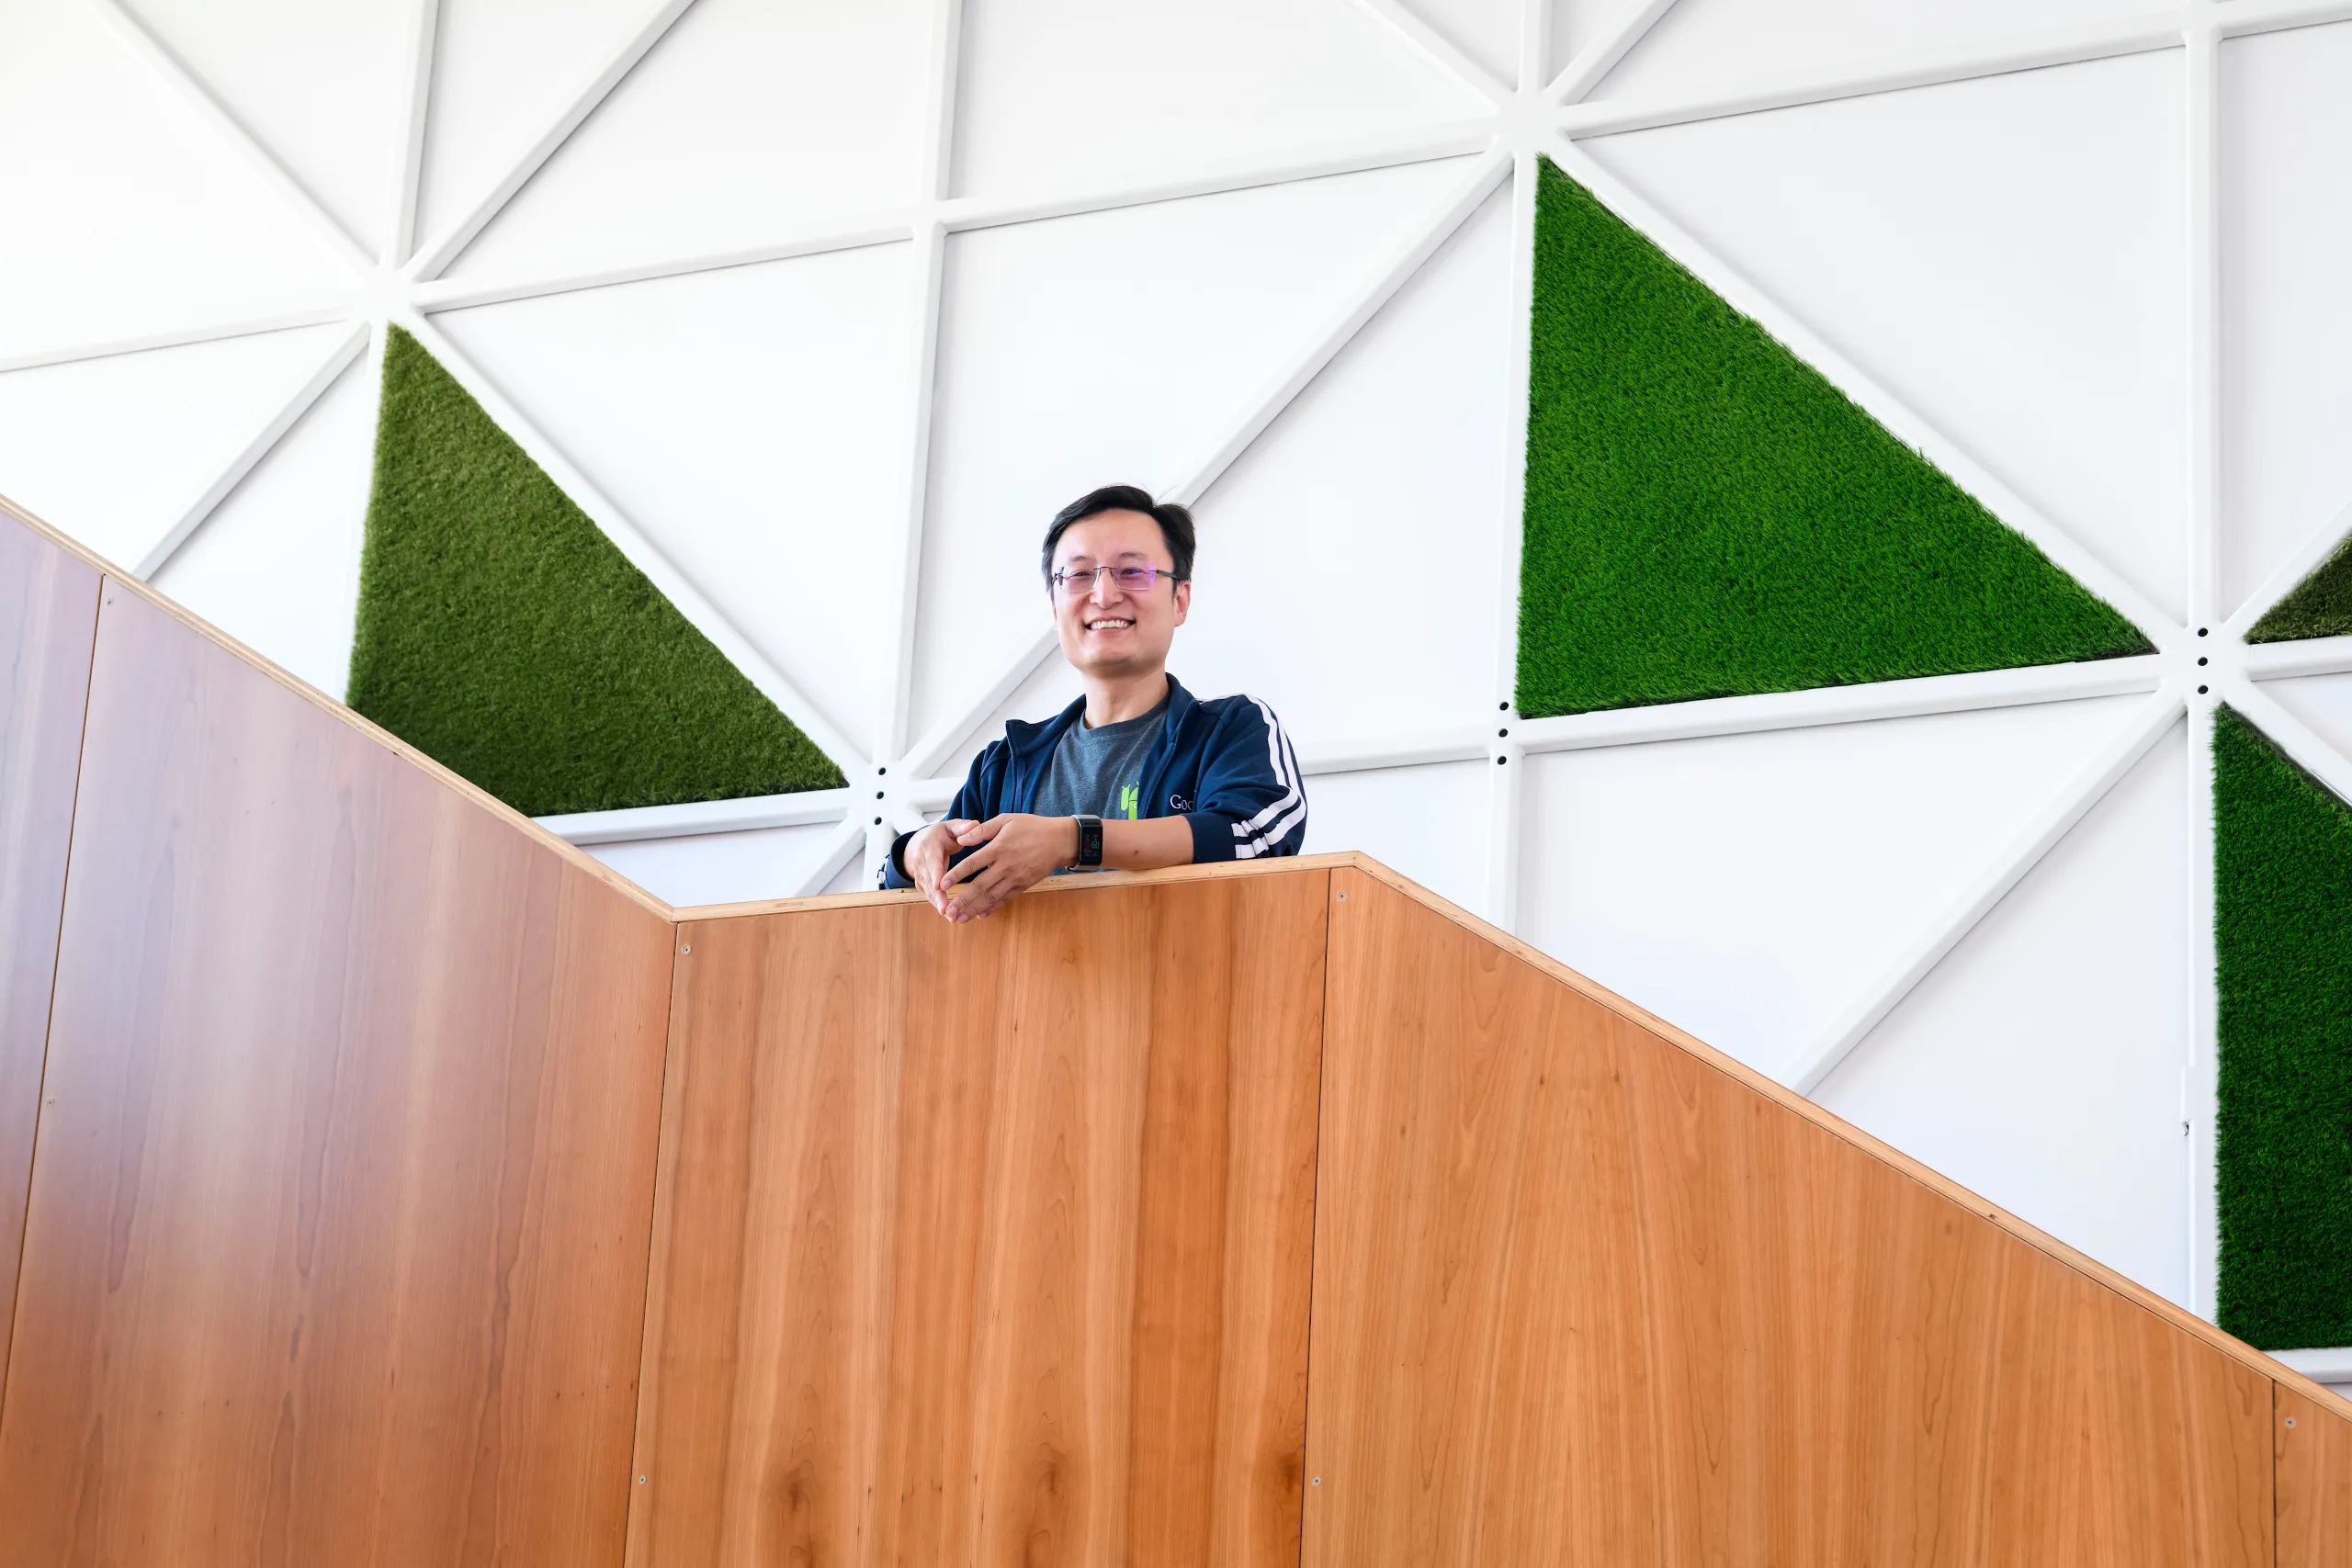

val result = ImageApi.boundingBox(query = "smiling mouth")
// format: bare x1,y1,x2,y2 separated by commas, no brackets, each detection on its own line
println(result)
1084,617,1135,631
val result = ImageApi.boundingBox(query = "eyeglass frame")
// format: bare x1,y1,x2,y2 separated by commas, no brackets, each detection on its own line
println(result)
1047,562,1189,597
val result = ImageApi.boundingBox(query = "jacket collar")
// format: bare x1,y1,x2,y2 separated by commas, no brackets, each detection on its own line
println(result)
1003,671,1196,767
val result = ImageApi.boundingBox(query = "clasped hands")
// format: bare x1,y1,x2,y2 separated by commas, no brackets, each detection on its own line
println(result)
904,813,1078,923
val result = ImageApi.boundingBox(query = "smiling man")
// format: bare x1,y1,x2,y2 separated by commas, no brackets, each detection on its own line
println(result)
882,484,1306,920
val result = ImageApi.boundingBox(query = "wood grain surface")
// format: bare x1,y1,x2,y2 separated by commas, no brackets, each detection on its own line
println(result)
2281,1386,2352,1568
1303,866,2275,1568
0,514,99,1402
628,871,1327,1568
0,582,674,1568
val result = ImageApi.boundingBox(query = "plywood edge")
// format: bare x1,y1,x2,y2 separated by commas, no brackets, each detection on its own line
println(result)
1335,856,2340,1410
671,851,1369,924
1,494,674,922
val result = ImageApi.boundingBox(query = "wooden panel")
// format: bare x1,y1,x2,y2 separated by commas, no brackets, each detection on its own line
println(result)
1304,867,2274,1568
0,513,99,1400
2282,1387,2352,1568
629,871,1327,1567
0,583,673,1568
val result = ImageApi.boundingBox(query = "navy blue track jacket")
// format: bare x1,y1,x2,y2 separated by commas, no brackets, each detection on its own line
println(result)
881,673,1306,887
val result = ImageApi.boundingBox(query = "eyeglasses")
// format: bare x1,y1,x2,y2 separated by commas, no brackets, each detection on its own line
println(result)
1050,564,1183,596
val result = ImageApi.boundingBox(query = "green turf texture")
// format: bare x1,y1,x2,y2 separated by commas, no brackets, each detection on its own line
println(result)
2214,705,2352,1349
2249,532,2352,643
346,326,843,818
1515,160,2151,718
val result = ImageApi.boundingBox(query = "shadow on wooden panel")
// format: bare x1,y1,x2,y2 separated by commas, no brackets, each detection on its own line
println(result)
630,872,1327,1568
0,514,99,1402
0,583,673,1568
1305,866,2274,1568
2282,1387,2352,1568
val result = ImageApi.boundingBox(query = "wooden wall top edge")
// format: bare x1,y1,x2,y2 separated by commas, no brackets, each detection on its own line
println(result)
1338,856,2343,1413
671,850,1374,923
0,493,675,922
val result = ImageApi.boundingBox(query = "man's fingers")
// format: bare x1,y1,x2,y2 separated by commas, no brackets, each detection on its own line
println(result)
956,816,1007,846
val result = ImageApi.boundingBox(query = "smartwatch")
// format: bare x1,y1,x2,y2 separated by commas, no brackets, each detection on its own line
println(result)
1074,814,1104,869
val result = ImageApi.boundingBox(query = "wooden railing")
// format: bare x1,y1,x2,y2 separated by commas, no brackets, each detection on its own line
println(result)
1,496,2346,1566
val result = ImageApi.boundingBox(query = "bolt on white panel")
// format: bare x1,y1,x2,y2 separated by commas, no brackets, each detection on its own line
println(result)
433,242,917,761
1583,51,2191,624
1816,727,2191,1305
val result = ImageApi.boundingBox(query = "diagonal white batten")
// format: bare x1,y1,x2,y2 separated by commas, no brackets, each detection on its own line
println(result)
2227,499,2352,640
85,0,372,272
404,0,700,282
134,321,370,580
1786,684,2188,1095
1549,0,1684,104
383,0,442,269
1346,0,1514,103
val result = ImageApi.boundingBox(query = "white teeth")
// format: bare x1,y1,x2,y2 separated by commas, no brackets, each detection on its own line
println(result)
1088,619,1133,629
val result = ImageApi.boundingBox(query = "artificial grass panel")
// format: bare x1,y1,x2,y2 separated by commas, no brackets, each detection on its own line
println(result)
2214,705,2352,1348
1515,160,2151,718
2249,532,2352,643
346,326,843,818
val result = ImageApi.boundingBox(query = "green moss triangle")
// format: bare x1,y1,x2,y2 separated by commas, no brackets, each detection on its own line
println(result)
2214,705,2352,1349
1515,159,2151,718
346,326,844,817
2248,532,2352,643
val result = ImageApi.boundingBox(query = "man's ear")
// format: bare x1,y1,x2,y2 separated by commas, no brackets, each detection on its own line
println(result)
1171,579,1192,626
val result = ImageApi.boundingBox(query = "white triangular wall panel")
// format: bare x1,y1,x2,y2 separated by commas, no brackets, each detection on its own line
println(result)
1518,694,2148,1078
1591,0,2154,101
1393,0,1519,86
123,0,414,260
1817,727,2190,1305
1301,761,1488,914
0,323,356,574
2259,675,2352,768
951,0,1491,198
0,0,354,367
1551,0,1651,84
910,155,1484,748
449,0,927,285
416,0,674,252
589,821,844,908
1584,53,2188,623
434,243,915,762
2221,23,2352,622
150,348,379,697
1180,186,1510,743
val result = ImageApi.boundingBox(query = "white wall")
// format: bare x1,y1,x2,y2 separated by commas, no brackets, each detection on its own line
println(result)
6,0,2351,1328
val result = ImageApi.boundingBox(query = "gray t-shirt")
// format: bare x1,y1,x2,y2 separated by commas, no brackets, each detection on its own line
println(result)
1031,696,1168,828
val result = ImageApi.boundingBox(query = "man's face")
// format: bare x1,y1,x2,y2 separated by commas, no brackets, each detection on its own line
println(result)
1049,510,1191,681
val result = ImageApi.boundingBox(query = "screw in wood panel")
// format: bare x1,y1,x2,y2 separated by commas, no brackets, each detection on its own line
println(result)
1311,1476,1322,1486
680,945,691,954
2288,1417,2298,1428
1336,892,1347,901
639,1473,649,1483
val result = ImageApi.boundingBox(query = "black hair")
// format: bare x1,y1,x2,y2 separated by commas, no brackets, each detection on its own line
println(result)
1039,485,1195,589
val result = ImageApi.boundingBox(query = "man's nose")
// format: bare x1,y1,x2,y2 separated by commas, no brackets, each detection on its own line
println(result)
1090,571,1118,605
